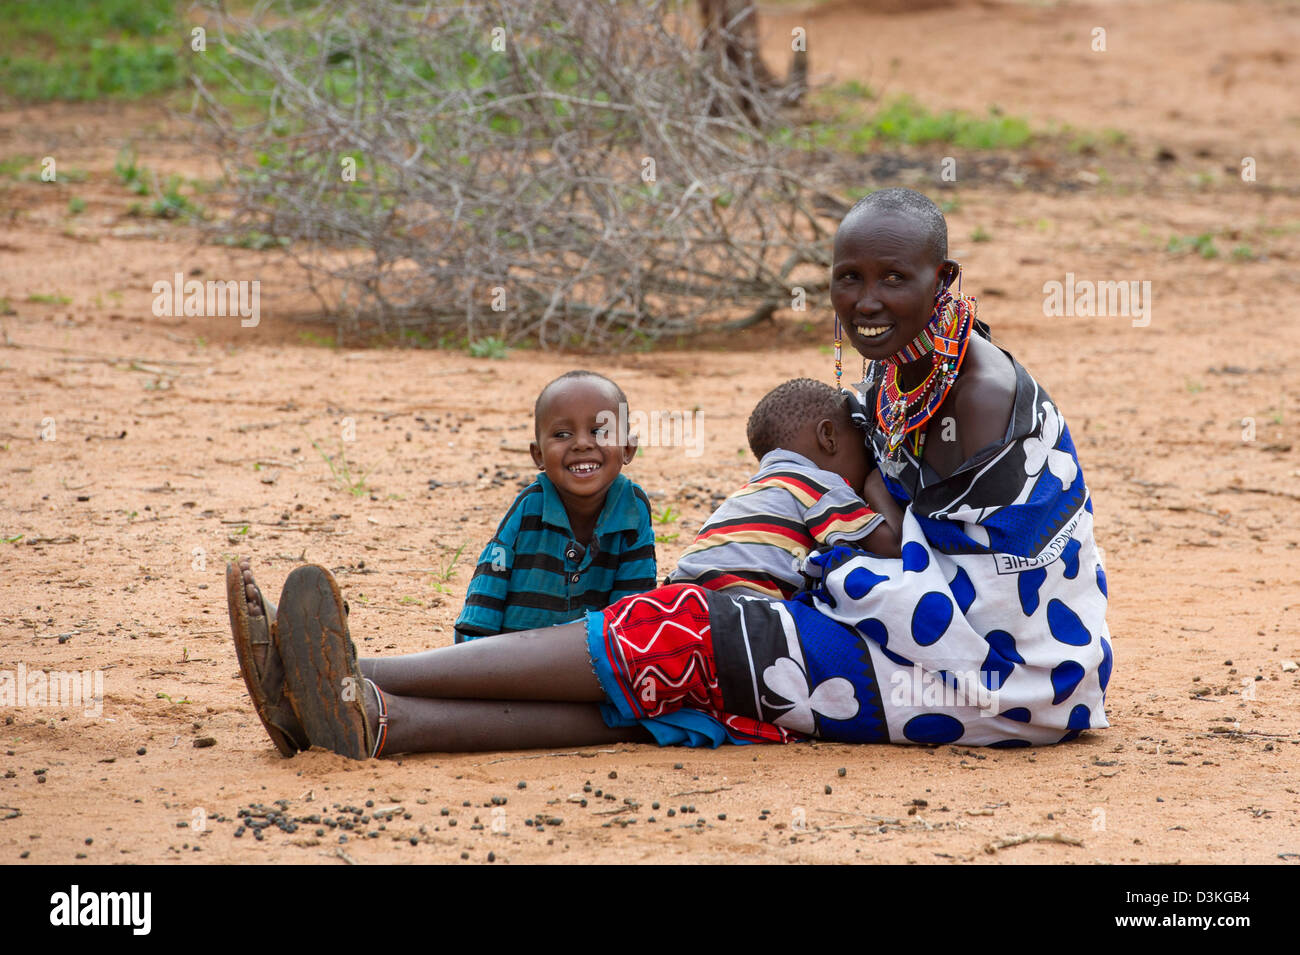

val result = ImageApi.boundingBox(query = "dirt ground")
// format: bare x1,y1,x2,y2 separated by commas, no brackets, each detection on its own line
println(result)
2,0,1298,865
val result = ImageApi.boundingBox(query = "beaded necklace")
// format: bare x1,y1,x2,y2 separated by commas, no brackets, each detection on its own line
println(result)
875,288,977,459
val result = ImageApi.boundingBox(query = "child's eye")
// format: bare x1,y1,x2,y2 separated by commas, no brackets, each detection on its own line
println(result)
554,430,571,439
593,427,609,438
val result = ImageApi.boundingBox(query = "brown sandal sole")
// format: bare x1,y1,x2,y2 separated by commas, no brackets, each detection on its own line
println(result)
275,564,373,761
226,562,308,757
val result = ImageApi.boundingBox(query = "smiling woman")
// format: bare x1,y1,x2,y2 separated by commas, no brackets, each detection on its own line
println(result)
227,190,1112,757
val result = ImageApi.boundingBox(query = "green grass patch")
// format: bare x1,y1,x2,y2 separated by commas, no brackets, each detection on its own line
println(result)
26,293,72,305
467,336,509,359
0,0,186,102
0,155,35,178
1167,233,1220,259
791,90,1035,152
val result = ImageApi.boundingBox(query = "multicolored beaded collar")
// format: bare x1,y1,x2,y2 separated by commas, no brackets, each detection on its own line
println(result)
875,288,977,457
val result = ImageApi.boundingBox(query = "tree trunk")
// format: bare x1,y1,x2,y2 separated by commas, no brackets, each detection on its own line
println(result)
698,0,804,119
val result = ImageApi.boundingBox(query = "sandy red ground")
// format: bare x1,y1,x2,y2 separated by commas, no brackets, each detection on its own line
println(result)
1,0,1298,864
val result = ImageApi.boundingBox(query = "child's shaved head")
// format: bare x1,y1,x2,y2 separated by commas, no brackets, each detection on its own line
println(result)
843,187,948,265
534,370,627,437
747,378,850,461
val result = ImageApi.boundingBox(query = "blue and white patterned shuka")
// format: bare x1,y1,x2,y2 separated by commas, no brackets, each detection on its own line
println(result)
798,353,1113,747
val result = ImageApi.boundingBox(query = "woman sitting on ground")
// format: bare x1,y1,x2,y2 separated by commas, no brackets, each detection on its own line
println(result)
227,188,1112,757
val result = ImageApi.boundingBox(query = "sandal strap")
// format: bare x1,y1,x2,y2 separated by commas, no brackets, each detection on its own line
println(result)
366,678,389,759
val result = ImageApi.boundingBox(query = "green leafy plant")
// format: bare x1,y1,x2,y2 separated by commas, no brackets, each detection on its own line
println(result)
428,543,467,593
467,336,509,359
313,439,372,496
1167,233,1219,259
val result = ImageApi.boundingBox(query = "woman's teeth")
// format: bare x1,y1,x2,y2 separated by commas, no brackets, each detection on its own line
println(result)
857,325,891,338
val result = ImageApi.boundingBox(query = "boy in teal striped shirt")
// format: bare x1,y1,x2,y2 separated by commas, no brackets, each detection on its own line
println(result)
454,371,657,642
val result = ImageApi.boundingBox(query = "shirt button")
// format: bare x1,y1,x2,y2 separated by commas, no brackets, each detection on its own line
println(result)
571,574,580,583
566,549,577,559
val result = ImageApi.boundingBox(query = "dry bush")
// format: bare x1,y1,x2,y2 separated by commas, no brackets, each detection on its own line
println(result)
192,0,835,347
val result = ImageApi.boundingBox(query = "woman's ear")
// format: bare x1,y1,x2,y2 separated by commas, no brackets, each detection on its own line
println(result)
530,441,545,470
815,417,837,455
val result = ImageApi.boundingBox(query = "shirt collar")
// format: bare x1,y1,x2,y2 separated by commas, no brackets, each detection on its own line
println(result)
757,448,821,473
537,472,639,538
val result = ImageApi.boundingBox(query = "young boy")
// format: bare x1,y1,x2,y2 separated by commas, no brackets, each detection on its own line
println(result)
668,378,902,600
453,371,657,642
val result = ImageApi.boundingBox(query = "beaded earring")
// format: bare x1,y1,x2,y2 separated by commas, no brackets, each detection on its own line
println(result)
833,313,843,391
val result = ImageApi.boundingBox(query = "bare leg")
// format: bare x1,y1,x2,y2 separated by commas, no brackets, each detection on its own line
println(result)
363,692,650,753
359,623,605,701
239,559,651,755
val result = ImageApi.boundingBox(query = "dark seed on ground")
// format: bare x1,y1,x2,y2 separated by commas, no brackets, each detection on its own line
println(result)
608,771,617,779
410,837,419,846
825,785,832,795
37,776,46,784
652,802,660,810
460,851,469,859
673,763,683,770
136,748,146,756
667,809,676,817
717,813,726,821
517,781,527,789
837,767,846,777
